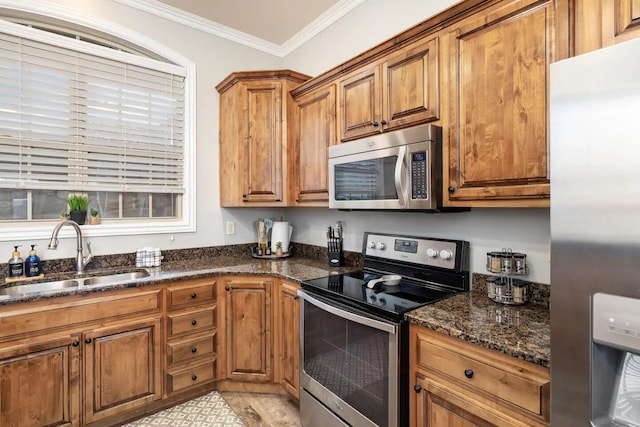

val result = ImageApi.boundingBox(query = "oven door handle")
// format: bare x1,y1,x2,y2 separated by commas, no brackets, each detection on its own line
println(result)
394,145,408,208
298,290,397,334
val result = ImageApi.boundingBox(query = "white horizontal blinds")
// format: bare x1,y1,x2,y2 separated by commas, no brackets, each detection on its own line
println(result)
0,25,185,193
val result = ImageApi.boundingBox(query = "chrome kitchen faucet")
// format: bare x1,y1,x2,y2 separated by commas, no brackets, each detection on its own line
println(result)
48,219,93,274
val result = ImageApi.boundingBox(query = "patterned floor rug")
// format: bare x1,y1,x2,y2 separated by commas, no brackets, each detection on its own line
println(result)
124,391,245,427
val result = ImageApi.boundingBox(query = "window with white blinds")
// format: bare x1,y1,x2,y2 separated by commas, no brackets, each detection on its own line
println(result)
0,23,186,194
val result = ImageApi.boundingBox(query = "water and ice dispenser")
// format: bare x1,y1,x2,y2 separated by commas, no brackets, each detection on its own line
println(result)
592,293,640,426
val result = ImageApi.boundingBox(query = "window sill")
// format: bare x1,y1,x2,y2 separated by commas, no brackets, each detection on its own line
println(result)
0,220,196,242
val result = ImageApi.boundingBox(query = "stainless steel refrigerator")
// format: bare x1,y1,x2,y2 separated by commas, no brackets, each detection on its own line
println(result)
551,38,640,426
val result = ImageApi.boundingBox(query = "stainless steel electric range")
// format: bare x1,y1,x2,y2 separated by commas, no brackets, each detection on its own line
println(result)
298,232,470,427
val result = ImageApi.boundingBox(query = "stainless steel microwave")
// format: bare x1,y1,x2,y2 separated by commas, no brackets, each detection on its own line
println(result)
329,124,443,211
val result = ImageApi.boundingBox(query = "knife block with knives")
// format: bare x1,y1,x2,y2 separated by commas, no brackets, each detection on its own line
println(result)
327,224,344,267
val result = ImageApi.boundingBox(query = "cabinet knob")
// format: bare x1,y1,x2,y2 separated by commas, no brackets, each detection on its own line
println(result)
191,293,197,298
72,341,80,347
85,338,92,344
191,375,198,381
464,369,474,379
275,199,281,202
373,121,379,127
448,186,455,193
191,320,197,326
225,286,230,291
191,347,197,353
381,119,387,125
293,295,299,300
242,194,247,198
414,384,422,393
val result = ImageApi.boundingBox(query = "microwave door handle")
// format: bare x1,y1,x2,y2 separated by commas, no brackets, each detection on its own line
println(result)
394,146,408,208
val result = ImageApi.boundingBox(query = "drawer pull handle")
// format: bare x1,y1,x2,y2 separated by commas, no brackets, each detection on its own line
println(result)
191,293,197,298
413,384,422,393
191,375,198,381
191,347,197,353
85,338,92,344
191,320,197,326
464,369,474,379
72,341,80,347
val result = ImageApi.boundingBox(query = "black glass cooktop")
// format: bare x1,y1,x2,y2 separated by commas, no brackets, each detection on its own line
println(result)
301,270,454,321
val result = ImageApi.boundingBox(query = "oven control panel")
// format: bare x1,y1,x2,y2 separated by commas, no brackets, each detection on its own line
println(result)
364,233,461,270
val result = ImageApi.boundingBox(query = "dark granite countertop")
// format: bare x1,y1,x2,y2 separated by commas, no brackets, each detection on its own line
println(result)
405,285,551,369
0,254,356,306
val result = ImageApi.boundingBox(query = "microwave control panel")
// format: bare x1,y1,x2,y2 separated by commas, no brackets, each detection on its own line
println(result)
411,151,429,200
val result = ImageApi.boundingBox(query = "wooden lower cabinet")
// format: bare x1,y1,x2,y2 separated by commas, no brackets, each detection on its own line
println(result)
223,276,273,382
410,324,550,427
83,318,162,424
274,280,300,399
0,334,80,427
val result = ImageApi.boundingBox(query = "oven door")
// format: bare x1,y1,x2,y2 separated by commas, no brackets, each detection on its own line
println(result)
299,290,399,427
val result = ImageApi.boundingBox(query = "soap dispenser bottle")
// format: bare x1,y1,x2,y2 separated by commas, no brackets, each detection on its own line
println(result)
24,244,41,277
8,245,24,278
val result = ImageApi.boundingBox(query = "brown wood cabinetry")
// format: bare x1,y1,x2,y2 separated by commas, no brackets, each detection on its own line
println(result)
216,70,310,207
83,318,162,424
165,279,218,396
575,0,640,55
410,324,550,427
0,287,163,427
443,0,569,206
223,276,273,382
290,84,336,205
0,334,80,427
274,280,300,399
337,37,439,142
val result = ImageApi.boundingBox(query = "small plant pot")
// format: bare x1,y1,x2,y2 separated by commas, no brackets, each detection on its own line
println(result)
69,210,86,225
89,216,100,225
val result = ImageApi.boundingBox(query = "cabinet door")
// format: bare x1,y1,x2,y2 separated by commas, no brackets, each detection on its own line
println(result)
414,376,494,427
292,84,336,205
224,277,272,382
446,0,568,206
274,280,300,399
83,318,162,424
240,81,284,204
381,36,439,133
0,335,80,427
603,0,640,45
338,65,381,141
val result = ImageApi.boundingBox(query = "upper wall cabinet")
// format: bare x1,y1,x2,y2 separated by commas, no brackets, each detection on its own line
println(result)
443,0,569,207
574,0,640,55
290,84,337,205
337,37,439,142
216,71,310,207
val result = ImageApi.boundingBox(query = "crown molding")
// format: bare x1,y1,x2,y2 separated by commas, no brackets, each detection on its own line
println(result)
112,0,366,58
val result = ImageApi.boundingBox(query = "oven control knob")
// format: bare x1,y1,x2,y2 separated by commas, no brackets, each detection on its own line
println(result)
439,249,453,260
368,241,376,249
426,248,438,258
376,242,386,250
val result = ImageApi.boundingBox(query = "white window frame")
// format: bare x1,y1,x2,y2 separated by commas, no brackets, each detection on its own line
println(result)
0,0,196,242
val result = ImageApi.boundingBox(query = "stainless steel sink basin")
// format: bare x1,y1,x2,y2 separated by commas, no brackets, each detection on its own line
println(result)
0,279,80,295
81,270,150,286
0,269,151,297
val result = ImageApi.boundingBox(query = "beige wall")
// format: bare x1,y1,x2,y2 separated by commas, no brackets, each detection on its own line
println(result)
1,0,551,284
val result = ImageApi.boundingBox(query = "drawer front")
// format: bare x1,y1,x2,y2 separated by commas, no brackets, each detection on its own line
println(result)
169,307,216,337
418,339,544,415
168,361,216,393
168,281,216,308
169,333,216,365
